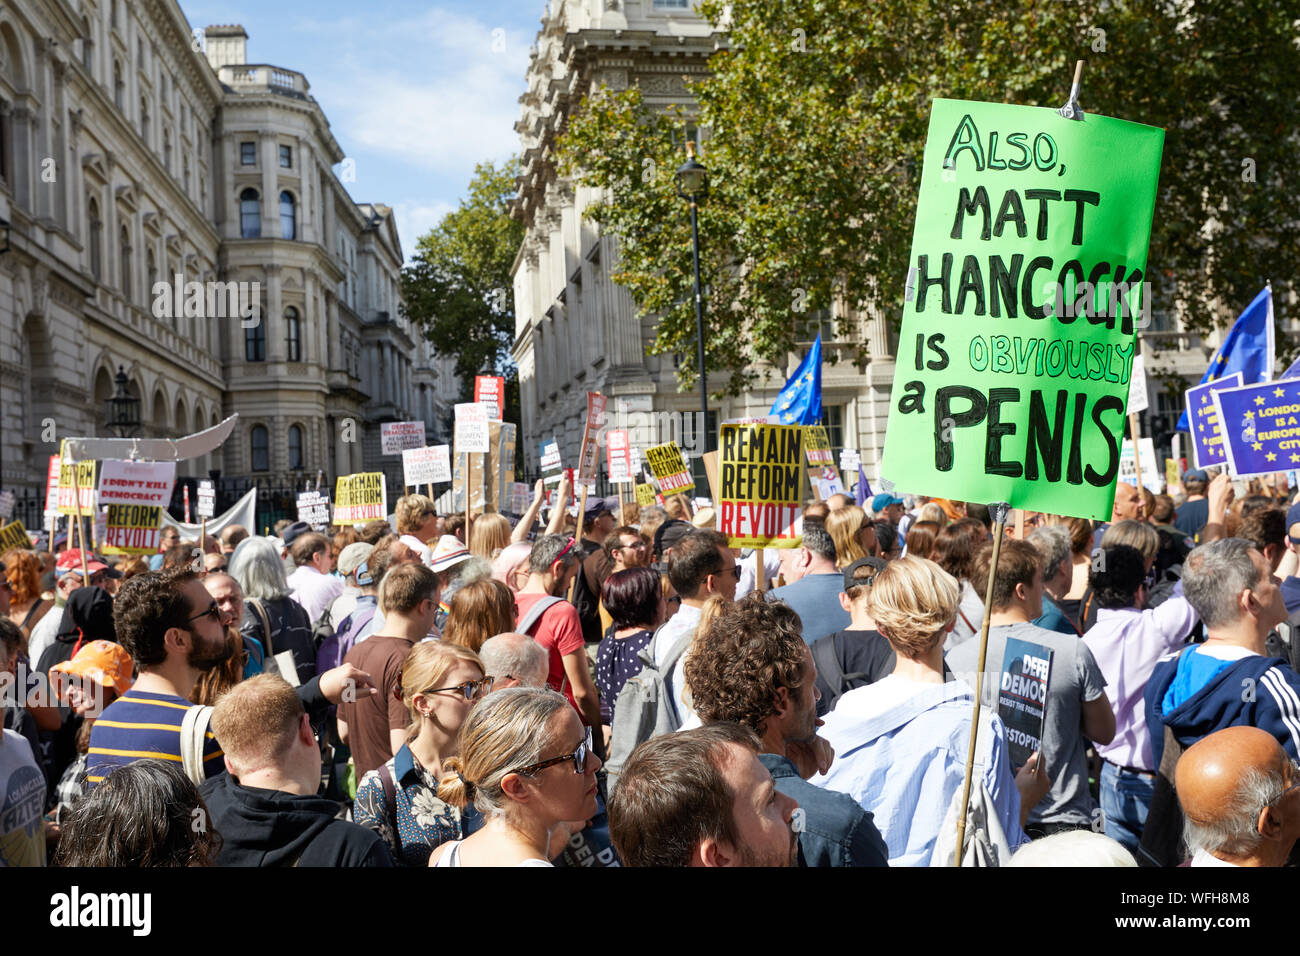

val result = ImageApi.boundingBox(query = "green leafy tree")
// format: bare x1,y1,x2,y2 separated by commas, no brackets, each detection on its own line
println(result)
401,159,525,414
558,0,1299,395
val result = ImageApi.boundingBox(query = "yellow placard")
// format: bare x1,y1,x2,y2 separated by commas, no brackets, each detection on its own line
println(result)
57,460,98,515
718,423,805,549
634,483,656,507
333,473,387,526
102,505,163,556
0,520,31,557
803,425,833,466
644,442,694,496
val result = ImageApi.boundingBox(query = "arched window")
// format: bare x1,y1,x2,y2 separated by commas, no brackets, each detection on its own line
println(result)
279,191,295,240
240,188,260,238
250,425,269,472
113,60,123,110
140,97,150,143
88,198,102,281
146,248,157,297
285,306,301,361
245,318,265,362
163,128,172,171
182,156,190,192
288,425,304,471
119,226,132,299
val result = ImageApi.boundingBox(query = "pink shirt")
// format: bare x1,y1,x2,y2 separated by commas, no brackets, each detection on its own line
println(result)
1082,596,1198,770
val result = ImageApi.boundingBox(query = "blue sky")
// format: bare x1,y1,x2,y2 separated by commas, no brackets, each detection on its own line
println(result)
179,0,544,261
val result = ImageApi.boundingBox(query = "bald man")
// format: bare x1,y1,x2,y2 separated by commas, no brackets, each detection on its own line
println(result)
1176,726,1300,867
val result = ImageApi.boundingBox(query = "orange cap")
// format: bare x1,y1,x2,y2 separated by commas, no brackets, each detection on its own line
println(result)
50,640,134,694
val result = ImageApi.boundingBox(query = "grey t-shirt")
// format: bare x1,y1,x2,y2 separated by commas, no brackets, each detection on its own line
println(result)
946,620,1107,827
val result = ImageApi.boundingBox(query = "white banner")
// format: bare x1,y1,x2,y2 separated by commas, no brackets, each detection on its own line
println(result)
161,488,258,541
1128,353,1149,415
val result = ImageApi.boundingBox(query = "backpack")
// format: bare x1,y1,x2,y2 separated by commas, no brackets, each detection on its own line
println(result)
317,603,376,674
313,606,335,653
605,625,694,795
810,633,872,714
1266,609,1300,674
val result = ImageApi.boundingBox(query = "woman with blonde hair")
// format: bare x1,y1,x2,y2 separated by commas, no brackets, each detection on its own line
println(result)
825,504,877,568
395,493,440,568
430,686,601,867
442,578,516,654
353,641,490,866
812,556,1042,865
469,512,511,560
917,502,949,528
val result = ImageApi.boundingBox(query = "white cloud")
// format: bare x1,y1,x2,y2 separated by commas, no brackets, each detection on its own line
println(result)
392,199,455,262
301,8,531,175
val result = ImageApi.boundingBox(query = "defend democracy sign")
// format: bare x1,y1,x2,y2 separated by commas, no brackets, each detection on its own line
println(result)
718,423,805,548
381,421,426,455
997,638,1054,771
1213,378,1300,478
882,99,1165,520
1186,373,1243,470
403,445,451,486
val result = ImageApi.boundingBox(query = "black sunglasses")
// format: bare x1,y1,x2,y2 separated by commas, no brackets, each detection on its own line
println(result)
421,676,494,701
186,601,221,625
510,726,592,777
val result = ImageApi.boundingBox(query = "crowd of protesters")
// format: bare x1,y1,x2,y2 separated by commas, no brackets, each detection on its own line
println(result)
4,464,1300,868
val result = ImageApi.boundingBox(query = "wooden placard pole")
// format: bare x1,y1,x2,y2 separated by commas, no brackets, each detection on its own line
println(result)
465,454,473,544
1128,413,1145,495
427,483,434,499
1014,508,1024,540
953,501,1009,865
200,517,207,553
754,547,765,593
71,465,89,579
568,482,590,604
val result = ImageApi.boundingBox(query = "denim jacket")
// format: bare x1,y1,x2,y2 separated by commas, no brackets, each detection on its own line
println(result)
759,753,889,867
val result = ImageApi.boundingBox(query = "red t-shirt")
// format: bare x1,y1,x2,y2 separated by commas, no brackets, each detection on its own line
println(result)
514,592,586,717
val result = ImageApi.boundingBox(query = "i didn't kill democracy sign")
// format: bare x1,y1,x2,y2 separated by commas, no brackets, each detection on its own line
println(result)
883,99,1164,521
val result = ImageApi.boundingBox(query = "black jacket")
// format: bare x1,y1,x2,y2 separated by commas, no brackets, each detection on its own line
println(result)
36,586,116,675
200,772,393,867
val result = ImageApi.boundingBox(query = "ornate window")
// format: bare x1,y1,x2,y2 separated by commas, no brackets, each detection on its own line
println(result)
288,425,304,471
279,191,295,240
240,188,260,238
244,319,265,362
285,306,301,361
250,425,269,471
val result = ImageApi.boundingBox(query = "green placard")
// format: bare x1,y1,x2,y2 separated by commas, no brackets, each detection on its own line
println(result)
883,99,1164,521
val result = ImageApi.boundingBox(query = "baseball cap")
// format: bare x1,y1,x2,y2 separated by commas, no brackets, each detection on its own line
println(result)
1287,503,1300,544
55,549,114,579
842,556,888,592
1183,468,1209,482
871,493,905,513
50,640,135,694
281,521,312,549
654,519,694,559
584,496,620,519
431,535,472,573
337,542,375,579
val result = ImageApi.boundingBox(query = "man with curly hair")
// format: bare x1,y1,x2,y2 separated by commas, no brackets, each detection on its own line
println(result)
684,594,888,866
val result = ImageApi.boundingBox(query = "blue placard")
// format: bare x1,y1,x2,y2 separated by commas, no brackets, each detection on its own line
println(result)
1212,379,1300,478
1186,373,1244,470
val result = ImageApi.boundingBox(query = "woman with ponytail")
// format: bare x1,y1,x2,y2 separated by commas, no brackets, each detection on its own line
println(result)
429,687,602,867
352,641,489,866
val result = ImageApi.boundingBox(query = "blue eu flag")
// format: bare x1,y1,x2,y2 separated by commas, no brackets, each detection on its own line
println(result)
770,334,822,426
1176,286,1274,432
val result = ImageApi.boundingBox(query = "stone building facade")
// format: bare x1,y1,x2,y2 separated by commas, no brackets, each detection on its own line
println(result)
510,0,1245,489
0,5,455,527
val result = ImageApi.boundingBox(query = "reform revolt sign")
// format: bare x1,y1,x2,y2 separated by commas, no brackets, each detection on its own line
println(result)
883,99,1164,520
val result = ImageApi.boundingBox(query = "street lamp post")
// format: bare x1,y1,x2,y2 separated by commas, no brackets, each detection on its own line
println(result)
675,142,711,453
105,366,141,438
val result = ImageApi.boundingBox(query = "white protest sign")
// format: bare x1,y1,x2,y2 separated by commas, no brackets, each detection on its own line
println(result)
0,491,12,521
97,459,177,507
454,404,490,454
839,448,861,473
1119,437,1161,493
1127,353,1149,415
403,445,451,486
381,420,427,455
509,482,531,515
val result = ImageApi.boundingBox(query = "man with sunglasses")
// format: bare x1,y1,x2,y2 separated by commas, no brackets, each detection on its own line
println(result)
87,567,379,786
1176,725,1300,867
